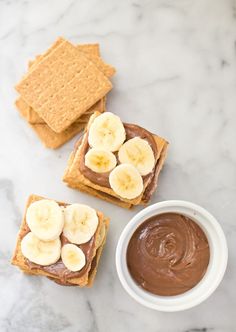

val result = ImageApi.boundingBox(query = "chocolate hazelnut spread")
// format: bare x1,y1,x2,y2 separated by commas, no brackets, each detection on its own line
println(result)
127,213,210,296
48,248,100,286
79,123,158,188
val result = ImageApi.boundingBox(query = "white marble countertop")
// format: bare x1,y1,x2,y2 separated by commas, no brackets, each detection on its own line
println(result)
0,0,235,331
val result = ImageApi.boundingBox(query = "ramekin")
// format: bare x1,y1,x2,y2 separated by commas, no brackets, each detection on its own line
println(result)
116,200,228,312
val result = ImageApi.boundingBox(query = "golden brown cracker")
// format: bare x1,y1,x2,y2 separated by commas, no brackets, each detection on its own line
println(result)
81,52,116,77
16,40,112,133
16,99,85,149
28,37,65,70
77,43,100,57
65,180,133,209
20,39,110,139
15,98,105,149
30,122,85,149
17,96,105,125
30,40,113,77
25,42,110,126
86,217,109,287
141,140,168,203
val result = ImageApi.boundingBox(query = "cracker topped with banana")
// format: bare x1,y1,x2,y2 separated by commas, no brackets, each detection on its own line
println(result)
63,112,168,209
11,195,109,286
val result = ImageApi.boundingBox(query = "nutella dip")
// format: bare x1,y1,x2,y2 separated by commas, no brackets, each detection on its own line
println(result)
126,213,210,296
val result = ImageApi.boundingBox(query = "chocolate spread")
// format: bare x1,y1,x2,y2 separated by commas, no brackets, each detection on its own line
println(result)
47,250,99,286
127,213,210,296
79,123,158,188
20,203,97,283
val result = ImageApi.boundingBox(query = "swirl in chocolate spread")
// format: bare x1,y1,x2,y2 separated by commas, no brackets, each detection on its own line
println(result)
127,213,210,296
20,203,97,282
79,123,158,188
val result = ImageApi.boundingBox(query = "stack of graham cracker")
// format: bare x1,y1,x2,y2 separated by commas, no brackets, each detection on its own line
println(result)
15,37,115,148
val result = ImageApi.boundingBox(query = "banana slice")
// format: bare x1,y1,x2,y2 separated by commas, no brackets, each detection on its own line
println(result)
63,204,98,244
88,112,126,152
85,148,117,173
109,164,143,199
61,244,86,272
26,199,64,241
118,137,155,175
21,232,61,266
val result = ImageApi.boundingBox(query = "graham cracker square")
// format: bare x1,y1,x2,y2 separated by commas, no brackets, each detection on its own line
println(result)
29,38,114,78
15,40,107,149
23,40,109,126
16,39,112,133
63,112,168,208
11,194,109,286
15,98,105,149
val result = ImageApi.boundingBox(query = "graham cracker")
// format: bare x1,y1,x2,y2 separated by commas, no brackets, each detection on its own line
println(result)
29,39,114,78
86,217,109,287
81,52,116,77
63,112,168,206
141,140,168,203
77,44,100,57
25,41,110,126
16,40,112,133
22,97,105,125
15,98,105,149
28,37,66,70
29,41,100,68
26,42,106,125
66,180,133,209
11,194,109,286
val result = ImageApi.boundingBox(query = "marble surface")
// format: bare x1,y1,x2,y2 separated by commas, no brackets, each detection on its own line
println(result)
0,0,235,331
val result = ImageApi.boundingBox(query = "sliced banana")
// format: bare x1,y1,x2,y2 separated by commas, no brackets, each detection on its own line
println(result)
85,148,117,173
109,164,144,199
118,137,155,176
88,112,126,152
63,204,99,244
21,232,61,266
61,244,86,272
26,199,64,241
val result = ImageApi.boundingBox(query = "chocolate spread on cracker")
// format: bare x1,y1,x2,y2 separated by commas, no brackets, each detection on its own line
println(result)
127,213,210,296
79,123,158,188
20,203,98,283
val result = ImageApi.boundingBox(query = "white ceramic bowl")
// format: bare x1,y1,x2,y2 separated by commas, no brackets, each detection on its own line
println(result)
116,200,228,312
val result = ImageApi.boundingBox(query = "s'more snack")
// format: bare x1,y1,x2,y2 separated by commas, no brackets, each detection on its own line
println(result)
63,112,168,209
15,37,115,148
11,195,109,286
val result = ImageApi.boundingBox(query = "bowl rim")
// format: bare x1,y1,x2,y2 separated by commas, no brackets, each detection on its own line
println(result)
116,200,228,312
